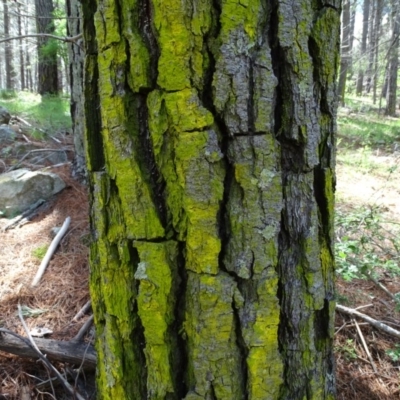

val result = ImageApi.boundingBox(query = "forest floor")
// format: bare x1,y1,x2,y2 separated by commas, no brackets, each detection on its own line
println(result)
0,95,400,398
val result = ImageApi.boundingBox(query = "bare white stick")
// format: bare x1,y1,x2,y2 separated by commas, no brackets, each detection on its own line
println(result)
336,304,400,339
31,217,71,287
353,318,378,374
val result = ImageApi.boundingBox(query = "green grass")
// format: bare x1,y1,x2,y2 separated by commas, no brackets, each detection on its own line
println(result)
338,95,400,148
0,91,71,135
336,98,400,282
32,244,49,261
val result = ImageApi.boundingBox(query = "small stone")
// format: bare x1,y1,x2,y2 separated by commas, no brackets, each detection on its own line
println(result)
0,106,11,124
50,226,61,238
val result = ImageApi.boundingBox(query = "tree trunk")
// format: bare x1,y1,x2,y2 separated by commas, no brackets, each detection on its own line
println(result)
338,0,351,105
366,0,376,94
356,0,370,96
35,0,59,95
3,0,15,90
372,0,383,104
66,0,86,180
17,2,26,91
385,0,400,116
82,1,339,399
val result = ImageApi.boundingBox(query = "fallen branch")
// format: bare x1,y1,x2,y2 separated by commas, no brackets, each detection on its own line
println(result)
353,318,378,374
0,328,87,400
8,148,72,172
31,216,71,286
0,32,83,44
366,273,400,304
72,300,92,322
0,329,96,370
3,199,45,231
336,304,400,339
73,315,94,342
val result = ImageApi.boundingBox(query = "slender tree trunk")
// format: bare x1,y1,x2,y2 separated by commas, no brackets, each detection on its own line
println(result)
366,0,376,94
35,0,59,95
373,0,383,104
356,0,370,96
385,0,400,116
3,0,15,90
18,3,26,91
66,0,86,180
83,1,339,398
338,0,351,105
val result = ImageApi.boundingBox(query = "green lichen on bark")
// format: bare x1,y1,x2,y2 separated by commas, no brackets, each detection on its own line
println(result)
148,89,225,274
151,0,212,90
93,4,164,240
134,241,179,398
90,172,145,399
183,272,243,398
84,0,339,398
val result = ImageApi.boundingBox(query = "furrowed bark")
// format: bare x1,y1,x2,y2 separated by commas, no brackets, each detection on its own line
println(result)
83,0,340,398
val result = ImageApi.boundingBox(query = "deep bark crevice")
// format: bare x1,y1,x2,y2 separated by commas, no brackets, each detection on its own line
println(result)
170,241,188,398
269,0,283,141
137,94,169,229
128,243,148,399
138,0,159,86
313,167,331,242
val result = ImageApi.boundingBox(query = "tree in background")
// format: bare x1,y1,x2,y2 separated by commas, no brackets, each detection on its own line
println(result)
35,0,58,95
338,0,351,106
2,0,15,90
65,0,85,178
385,0,400,116
356,0,370,96
82,0,339,398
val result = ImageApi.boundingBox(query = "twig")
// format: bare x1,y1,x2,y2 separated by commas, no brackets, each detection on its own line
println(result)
15,116,32,127
336,304,400,339
73,315,94,342
366,273,399,304
31,217,71,286
0,32,83,44
72,300,92,322
3,199,46,231
353,318,378,374
7,148,72,172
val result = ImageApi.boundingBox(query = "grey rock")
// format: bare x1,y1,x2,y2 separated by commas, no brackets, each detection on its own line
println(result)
0,169,66,217
0,125,16,143
0,106,11,124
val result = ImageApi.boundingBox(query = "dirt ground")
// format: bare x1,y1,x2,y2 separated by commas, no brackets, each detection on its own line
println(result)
1,136,400,398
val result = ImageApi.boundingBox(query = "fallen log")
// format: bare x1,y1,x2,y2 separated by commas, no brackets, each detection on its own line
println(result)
0,330,96,370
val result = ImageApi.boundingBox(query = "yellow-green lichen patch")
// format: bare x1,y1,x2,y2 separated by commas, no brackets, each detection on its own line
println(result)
240,274,283,399
95,42,164,240
134,241,178,398
147,89,225,273
163,89,214,132
219,0,264,43
151,0,212,90
90,174,143,398
225,135,282,278
94,0,122,49
174,131,224,274
118,1,152,91
310,8,341,87
184,272,244,398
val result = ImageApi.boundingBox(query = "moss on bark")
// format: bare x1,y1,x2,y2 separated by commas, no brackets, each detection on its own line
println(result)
83,0,340,398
